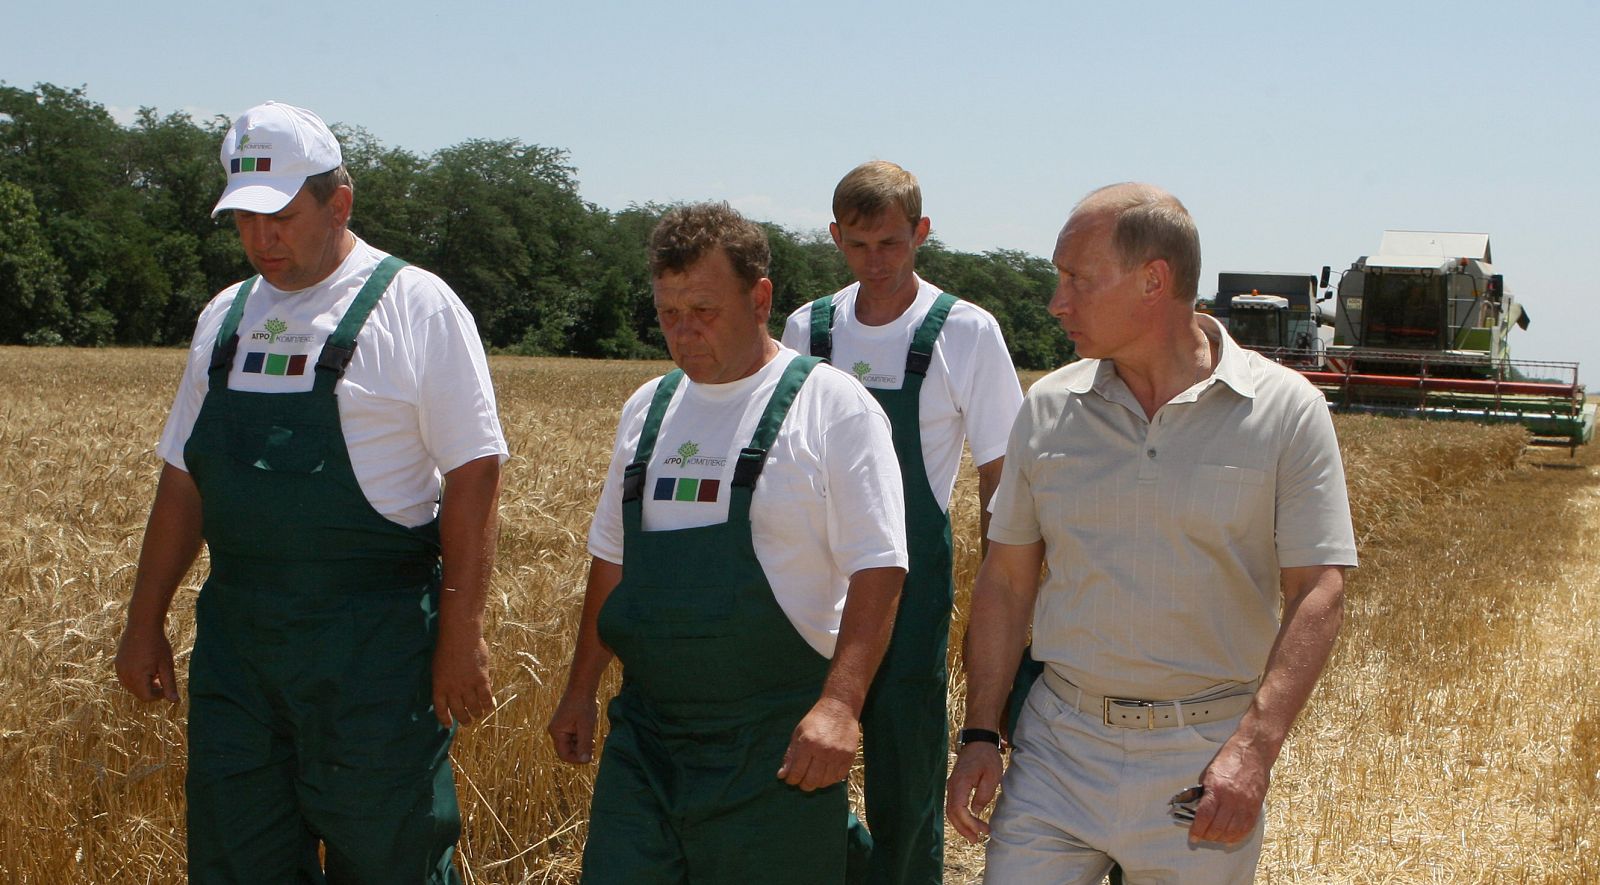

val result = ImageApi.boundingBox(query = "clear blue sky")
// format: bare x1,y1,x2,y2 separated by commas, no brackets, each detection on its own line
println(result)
7,1,1598,381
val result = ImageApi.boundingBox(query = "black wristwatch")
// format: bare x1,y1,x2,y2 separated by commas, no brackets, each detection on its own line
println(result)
958,727,1005,749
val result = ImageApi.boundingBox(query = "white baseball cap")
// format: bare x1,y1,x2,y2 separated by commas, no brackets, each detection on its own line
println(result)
211,101,342,217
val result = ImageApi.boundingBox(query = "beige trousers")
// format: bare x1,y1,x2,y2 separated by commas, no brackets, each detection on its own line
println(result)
983,677,1265,885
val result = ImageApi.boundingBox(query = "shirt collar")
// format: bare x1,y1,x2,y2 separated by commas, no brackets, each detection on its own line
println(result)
1065,312,1259,401
1200,312,1258,399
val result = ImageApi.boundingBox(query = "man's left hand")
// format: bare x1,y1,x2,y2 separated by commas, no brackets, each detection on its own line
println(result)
777,697,859,792
1189,735,1271,845
431,626,493,728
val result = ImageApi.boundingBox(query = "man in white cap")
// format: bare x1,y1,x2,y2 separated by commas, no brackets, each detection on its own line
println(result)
115,101,506,884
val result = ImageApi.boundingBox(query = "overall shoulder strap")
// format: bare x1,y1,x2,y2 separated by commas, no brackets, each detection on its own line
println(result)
207,276,260,377
905,291,959,377
732,356,822,490
313,256,408,389
623,370,685,503
808,297,836,363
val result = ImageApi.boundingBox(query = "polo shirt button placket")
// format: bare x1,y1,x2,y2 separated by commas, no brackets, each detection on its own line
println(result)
1138,427,1159,480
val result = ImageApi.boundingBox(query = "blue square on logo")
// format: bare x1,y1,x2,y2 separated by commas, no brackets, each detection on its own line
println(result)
653,477,676,501
241,351,266,374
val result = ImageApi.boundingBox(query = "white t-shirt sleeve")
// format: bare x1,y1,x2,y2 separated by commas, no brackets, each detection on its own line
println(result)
412,279,509,473
950,307,1023,468
586,382,656,565
155,290,238,472
821,400,908,576
780,302,815,354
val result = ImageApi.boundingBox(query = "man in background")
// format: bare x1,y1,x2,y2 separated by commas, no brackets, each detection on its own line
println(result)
783,160,1023,883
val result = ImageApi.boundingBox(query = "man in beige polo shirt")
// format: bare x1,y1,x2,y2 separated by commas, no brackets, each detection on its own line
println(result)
946,183,1357,883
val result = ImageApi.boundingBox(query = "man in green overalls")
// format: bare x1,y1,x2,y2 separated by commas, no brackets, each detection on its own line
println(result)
781,161,1023,884
548,202,908,883
115,101,506,883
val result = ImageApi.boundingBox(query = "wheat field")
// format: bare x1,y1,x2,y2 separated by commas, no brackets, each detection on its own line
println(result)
2,347,1596,883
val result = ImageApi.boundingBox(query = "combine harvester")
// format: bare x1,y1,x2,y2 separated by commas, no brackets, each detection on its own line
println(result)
1209,271,1331,369
1216,231,1595,451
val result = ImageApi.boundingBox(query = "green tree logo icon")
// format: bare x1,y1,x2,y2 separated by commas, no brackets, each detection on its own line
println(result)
677,441,700,461
852,361,871,381
263,317,287,343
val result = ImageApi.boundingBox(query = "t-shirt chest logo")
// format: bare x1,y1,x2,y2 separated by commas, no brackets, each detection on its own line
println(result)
653,440,726,503
849,358,899,387
243,316,316,376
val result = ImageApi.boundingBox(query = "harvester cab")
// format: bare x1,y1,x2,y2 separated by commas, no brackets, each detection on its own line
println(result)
1307,230,1594,450
1228,294,1293,349
1326,231,1521,375
1212,272,1331,368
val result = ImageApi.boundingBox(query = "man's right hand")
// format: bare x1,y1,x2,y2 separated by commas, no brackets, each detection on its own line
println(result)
115,624,179,703
547,688,599,764
946,742,1005,843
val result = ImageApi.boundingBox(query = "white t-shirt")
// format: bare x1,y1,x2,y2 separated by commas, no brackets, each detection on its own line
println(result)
781,276,1022,510
587,348,909,658
157,238,508,528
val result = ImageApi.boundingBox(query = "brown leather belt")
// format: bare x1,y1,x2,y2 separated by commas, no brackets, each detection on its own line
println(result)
1041,667,1255,729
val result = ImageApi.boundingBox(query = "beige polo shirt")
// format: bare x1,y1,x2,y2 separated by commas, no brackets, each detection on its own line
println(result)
988,314,1358,701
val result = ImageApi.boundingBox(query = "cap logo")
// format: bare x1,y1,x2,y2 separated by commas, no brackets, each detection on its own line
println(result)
212,102,339,217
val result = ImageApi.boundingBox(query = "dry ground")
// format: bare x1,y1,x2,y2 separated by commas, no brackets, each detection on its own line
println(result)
2,347,1597,882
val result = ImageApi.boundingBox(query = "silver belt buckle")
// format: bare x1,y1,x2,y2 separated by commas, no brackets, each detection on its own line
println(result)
1102,695,1158,729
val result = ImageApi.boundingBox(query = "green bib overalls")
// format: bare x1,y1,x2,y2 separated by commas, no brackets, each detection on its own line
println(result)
183,258,463,884
810,293,957,885
582,357,850,884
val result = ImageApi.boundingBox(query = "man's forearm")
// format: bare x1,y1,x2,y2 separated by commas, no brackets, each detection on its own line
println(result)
118,463,205,702
1234,565,1346,761
564,557,622,697
961,540,1043,731
438,455,502,634
816,566,904,715
976,458,1003,558
127,463,205,629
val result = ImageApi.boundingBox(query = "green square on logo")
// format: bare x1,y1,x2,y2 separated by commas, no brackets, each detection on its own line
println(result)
241,157,258,172
674,479,698,501
265,353,289,376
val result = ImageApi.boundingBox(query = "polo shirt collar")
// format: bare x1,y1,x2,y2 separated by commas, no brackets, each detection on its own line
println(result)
1200,312,1258,399
1066,357,1117,396
1065,312,1259,401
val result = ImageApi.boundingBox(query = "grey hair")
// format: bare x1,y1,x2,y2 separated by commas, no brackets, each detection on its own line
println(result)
303,164,354,205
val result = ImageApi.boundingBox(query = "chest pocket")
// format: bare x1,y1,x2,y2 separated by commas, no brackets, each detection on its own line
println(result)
226,419,330,474
1187,463,1268,530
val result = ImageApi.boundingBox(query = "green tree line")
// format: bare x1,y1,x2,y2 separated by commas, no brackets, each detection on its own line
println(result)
1,83,1073,368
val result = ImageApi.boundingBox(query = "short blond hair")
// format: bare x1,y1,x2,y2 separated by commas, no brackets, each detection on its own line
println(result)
1073,183,1201,301
832,160,922,227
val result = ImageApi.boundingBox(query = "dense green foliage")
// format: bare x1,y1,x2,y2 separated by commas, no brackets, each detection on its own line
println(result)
0,83,1073,368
